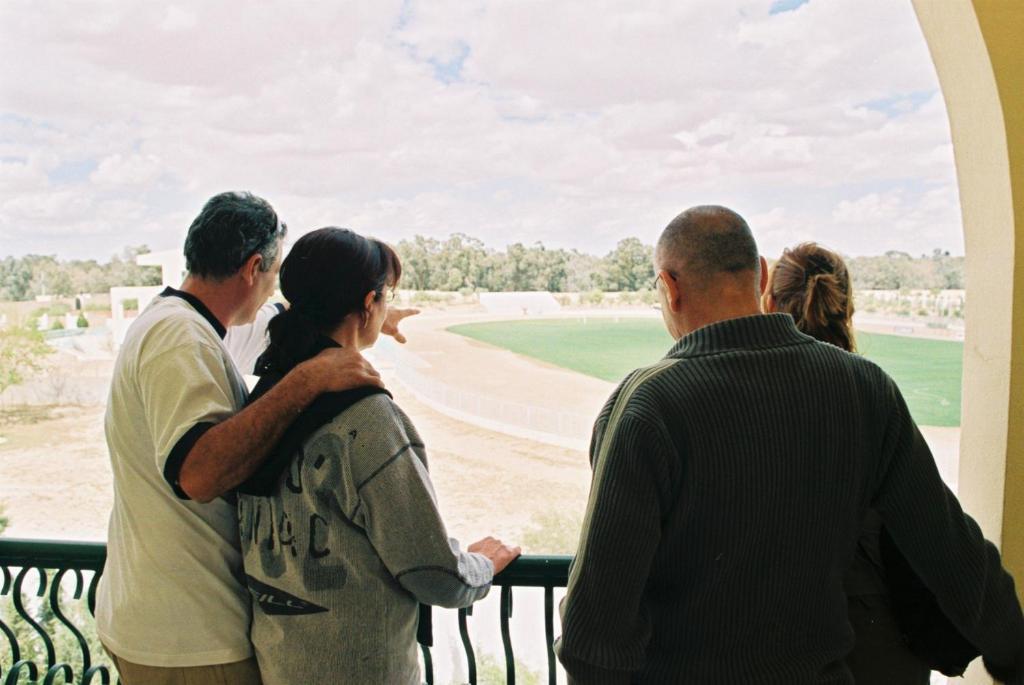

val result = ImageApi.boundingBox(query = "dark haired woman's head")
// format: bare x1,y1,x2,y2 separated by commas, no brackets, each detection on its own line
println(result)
765,242,856,352
261,227,401,372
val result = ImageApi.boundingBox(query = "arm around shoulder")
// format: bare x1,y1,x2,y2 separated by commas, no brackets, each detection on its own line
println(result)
178,347,381,502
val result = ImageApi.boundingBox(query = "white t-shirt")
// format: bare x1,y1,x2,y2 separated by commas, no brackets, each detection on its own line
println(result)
225,301,283,376
96,290,278,667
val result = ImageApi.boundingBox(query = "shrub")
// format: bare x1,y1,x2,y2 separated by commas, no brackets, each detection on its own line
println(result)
35,303,71,317
520,510,582,555
477,653,540,685
0,327,52,395
410,291,455,307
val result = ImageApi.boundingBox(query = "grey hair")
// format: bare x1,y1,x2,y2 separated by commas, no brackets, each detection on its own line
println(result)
184,191,287,280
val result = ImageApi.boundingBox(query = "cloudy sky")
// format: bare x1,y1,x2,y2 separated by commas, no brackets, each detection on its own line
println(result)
0,0,963,261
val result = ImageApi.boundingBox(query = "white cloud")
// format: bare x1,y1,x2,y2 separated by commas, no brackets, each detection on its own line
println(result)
830,185,963,255
0,0,963,260
0,157,49,193
833,193,900,225
749,207,821,257
90,154,163,187
160,6,198,32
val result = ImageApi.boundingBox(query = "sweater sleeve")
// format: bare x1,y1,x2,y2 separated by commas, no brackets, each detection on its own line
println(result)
554,413,673,684
872,375,1024,682
349,402,493,609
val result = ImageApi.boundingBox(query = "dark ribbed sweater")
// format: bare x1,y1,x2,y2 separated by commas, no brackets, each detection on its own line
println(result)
554,313,1023,684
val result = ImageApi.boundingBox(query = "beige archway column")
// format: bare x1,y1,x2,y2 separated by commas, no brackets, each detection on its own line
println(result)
913,1,1023,683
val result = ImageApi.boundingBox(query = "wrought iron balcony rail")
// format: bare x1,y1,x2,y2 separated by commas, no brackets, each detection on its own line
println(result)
0,538,571,685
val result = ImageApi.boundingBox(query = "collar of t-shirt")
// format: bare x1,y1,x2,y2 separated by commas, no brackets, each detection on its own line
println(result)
160,286,227,339
236,333,391,496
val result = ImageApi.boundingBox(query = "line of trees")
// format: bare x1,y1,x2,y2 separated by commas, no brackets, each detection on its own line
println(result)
394,234,655,293
847,249,964,291
393,236,964,293
0,239,964,301
0,246,161,302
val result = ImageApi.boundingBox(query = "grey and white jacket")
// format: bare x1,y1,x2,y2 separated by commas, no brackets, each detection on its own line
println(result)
237,393,493,685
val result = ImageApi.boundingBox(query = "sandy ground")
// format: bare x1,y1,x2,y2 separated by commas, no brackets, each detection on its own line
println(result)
0,378,594,550
385,377,592,551
0,406,961,545
0,404,114,540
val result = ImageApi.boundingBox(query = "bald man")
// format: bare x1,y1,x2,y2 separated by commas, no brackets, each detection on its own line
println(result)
554,206,1023,684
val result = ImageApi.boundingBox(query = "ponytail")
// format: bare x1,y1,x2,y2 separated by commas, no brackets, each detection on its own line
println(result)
257,308,324,374
800,271,855,352
767,243,856,353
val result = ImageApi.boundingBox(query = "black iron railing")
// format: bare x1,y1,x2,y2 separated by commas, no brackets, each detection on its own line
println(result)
0,539,109,685
0,538,570,685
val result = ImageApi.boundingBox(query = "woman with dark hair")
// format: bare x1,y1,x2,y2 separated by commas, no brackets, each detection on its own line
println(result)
764,243,936,683
236,227,520,685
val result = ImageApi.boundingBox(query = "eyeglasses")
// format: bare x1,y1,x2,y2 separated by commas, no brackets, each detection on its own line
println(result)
651,271,677,290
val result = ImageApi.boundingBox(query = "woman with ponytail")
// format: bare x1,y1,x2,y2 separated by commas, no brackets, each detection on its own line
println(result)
235,227,520,685
763,243,856,353
765,243,976,683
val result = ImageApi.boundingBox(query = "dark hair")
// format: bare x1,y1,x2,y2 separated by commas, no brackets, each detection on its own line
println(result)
767,242,856,352
261,227,402,371
656,205,760,284
184,191,287,279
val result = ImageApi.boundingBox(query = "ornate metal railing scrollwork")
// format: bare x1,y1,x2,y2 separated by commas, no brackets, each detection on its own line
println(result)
2,539,572,685
0,540,111,685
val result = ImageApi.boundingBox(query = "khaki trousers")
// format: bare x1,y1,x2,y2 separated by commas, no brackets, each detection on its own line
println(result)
104,647,262,685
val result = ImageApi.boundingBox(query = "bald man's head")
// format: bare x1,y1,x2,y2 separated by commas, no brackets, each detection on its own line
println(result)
655,205,760,289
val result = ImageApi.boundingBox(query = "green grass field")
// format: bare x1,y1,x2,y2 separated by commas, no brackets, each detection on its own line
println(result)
447,318,963,427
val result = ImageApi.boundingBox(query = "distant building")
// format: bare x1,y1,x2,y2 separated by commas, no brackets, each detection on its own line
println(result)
108,248,184,346
136,249,186,287
479,292,561,316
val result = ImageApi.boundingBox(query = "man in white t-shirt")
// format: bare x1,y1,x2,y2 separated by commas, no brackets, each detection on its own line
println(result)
97,191,415,684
